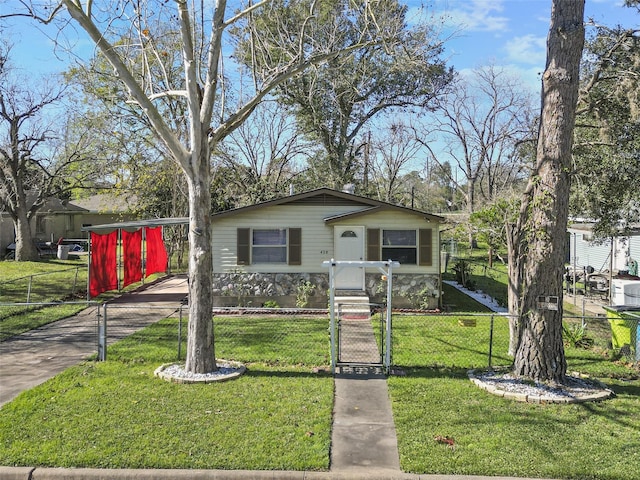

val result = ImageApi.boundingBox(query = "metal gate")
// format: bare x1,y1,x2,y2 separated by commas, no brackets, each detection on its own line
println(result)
324,260,399,374
336,303,385,366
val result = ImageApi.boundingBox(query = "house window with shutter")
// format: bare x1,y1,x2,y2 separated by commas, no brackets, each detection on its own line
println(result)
369,228,433,266
419,228,433,266
382,230,417,264
236,228,301,265
35,215,46,235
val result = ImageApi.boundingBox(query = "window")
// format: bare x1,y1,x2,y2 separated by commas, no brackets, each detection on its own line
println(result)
252,229,287,263
35,215,46,235
367,228,433,266
65,215,74,232
237,228,302,265
382,230,417,264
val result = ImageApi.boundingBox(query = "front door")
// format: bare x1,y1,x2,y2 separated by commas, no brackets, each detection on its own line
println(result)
334,226,365,290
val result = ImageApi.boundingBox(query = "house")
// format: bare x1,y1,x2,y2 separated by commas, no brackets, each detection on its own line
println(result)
1,195,89,256
209,187,444,308
1,192,138,257
568,222,640,274
70,193,139,232
567,222,640,305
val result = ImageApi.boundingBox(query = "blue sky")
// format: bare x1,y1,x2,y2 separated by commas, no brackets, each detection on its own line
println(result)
413,0,639,92
3,0,638,81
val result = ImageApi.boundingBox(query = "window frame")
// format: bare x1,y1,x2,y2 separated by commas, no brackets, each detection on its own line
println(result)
236,227,301,266
251,228,288,264
367,227,433,266
381,229,417,265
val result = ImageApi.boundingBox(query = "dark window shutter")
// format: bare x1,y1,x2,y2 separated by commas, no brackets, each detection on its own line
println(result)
237,228,250,265
367,228,380,261
419,228,433,266
288,228,302,265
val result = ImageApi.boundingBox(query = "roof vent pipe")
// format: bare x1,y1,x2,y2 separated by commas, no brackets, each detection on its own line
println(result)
289,184,294,196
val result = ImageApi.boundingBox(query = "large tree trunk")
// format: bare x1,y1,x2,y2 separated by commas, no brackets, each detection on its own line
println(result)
12,210,38,261
512,0,584,383
184,145,216,374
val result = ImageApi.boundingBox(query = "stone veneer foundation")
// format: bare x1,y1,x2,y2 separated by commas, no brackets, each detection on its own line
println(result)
211,272,440,309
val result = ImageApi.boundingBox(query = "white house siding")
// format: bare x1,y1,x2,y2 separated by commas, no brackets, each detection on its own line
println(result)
210,202,441,308
569,230,640,273
212,204,366,273
331,210,440,275
211,205,440,274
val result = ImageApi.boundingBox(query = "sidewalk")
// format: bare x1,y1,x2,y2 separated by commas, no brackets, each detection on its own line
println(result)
330,315,400,473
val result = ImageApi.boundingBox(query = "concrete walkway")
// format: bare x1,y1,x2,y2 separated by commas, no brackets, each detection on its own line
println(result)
331,315,400,472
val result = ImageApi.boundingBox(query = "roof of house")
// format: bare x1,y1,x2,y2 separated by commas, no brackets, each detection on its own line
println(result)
0,192,89,214
211,188,445,223
569,221,640,236
81,188,444,231
71,193,137,213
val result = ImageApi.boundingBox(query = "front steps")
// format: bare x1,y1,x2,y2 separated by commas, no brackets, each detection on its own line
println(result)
334,290,371,319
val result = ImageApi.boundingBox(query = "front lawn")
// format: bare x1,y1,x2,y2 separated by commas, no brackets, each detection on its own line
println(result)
0,316,334,470
389,368,640,480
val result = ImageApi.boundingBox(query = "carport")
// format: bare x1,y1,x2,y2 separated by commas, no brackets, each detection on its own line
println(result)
81,217,188,299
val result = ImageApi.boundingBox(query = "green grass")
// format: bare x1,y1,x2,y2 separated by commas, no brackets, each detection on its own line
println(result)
2,254,640,477
441,282,494,312
0,259,90,341
389,367,640,480
0,316,334,470
391,314,511,369
0,258,88,302
0,303,88,342
443,251,510,307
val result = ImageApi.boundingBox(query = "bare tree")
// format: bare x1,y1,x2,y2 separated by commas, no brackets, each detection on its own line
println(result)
417,65,534,219
216,101,311,206
3,0,417,374
511,0,585,383
369,123,422,204
0,45,93,260
236,0,453,190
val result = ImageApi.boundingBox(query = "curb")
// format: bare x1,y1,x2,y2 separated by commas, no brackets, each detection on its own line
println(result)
0,467,559,480
0,468,419,480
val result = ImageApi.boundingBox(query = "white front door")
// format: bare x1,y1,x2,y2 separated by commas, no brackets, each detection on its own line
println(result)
334,226,365,290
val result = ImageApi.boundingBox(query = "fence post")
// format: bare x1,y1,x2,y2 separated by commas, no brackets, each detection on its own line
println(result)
98,303,107,361
488,314,495,368
72,267,79,295
178,304,183,361
27,276,33,303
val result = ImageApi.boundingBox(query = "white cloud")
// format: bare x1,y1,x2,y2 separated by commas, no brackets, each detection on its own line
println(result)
440,0,510,33
504,34,547,66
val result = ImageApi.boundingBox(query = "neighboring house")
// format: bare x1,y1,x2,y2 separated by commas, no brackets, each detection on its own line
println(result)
71,193,139,231
568,222,640,274
210,187,444,308
1,192,138,256
1,196,88,256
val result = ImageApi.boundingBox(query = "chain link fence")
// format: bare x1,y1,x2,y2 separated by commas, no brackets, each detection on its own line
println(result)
2,302,637,371
392,313,638,370
0,266,88,303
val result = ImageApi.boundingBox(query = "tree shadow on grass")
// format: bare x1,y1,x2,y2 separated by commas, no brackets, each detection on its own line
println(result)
241,364,333,379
